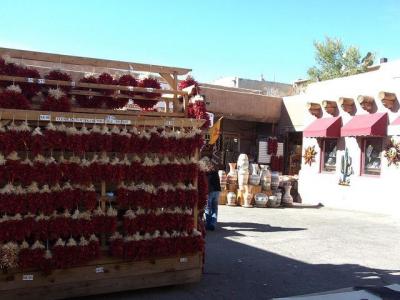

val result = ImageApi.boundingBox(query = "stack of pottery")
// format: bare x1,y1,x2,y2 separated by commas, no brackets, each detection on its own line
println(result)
226,192,237,206
249,163,261,185
218,170,227,190
237,154,249,189
260,165,272,191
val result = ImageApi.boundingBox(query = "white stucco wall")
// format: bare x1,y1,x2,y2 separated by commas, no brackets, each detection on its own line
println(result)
284,60,400,215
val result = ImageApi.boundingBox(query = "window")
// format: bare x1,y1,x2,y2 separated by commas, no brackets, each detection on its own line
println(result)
362,138,382,175
322,139,337,172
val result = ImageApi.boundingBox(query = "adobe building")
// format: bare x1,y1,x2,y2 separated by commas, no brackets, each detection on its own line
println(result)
283,59,400,215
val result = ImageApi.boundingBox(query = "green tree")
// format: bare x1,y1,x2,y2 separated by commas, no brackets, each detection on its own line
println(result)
307,37,374,81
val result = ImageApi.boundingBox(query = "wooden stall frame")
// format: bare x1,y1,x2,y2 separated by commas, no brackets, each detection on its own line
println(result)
0,47,192,117
0,48,206,299
0,108,205,299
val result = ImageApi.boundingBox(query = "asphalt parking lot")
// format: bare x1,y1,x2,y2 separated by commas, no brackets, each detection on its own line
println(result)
86,205,400,299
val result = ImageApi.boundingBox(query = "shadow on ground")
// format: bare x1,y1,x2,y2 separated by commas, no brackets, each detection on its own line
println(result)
80,220,400,300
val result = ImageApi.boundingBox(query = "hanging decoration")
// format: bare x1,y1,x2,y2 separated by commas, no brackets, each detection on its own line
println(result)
45,70,72,93
136,77,161,109
384,138,400,166
75,75,103,108
41,88,71,112
0,85,31,109
303,146,317,166
178,75,200,95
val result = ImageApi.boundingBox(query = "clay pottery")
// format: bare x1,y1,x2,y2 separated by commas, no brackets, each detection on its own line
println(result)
218,170,227,190
249,163,261,185
226,192,237,206
227,163,238,185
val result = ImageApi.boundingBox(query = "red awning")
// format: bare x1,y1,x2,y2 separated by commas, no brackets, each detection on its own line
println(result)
388,117,400,135
303,116,342,138
391,117,400,126
341,113,387,137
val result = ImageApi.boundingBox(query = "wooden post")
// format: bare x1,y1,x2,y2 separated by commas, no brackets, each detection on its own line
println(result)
193,148,199,229
101,180,107,248
183,94,189,117
307,102,321,117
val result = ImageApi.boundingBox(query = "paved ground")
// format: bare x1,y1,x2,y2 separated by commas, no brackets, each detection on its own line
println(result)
86,206,400,300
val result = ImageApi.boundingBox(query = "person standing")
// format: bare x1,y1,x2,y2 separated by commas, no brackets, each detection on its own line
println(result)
205,161,221,231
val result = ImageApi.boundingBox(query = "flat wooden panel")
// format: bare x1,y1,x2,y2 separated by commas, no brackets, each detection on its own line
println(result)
1,268,201,300
0,47,191,75
0,253,201,289
0,108,204,128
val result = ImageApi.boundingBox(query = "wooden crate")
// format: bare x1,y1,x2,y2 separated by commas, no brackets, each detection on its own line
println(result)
0,253,202,300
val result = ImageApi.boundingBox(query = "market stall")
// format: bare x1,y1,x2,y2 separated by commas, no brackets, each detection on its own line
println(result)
0,48,206,299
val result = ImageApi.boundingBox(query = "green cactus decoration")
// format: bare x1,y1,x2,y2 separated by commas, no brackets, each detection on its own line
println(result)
339,148,353,185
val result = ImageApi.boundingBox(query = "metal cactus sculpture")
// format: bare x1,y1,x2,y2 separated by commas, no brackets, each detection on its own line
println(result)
339,148,353,185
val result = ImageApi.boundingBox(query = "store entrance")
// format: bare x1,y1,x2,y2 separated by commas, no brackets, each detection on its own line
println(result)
222,134,240,171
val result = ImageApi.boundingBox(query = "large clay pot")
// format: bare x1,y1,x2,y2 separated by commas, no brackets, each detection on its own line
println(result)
268,195,279,208
243,193,253,208
271,171,280,190
260,165,272,191
249,163,261,185
282,181,293,206
218,170,227,190
237,154,249,189
227,163,238,185
238,169,249,189
237,154,250,170
226,192,237,206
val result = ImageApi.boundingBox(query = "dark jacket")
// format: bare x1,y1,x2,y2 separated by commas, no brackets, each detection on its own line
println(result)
207,170,221,193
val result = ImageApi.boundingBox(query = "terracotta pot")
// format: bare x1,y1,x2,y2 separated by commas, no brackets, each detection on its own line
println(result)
282,181,293,206
271,172,280,190
254,193,268,207
218,170,227,190
226,192,237,206
249,163,261,185
227,163,238,185
260,165,271,191
238,169,249,189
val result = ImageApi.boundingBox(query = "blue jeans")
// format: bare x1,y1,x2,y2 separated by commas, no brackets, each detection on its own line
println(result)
205,191,219,228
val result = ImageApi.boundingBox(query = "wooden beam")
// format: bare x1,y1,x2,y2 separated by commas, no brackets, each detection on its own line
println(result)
321,100,337,115
159,73,175,89
338,97,354,113
378,91,397,109
0,109,205,128
357,95,374,112
306,102,322,117
0,75,186,96
0,47,191,75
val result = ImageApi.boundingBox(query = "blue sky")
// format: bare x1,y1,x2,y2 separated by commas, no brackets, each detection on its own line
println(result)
1,0,399,84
